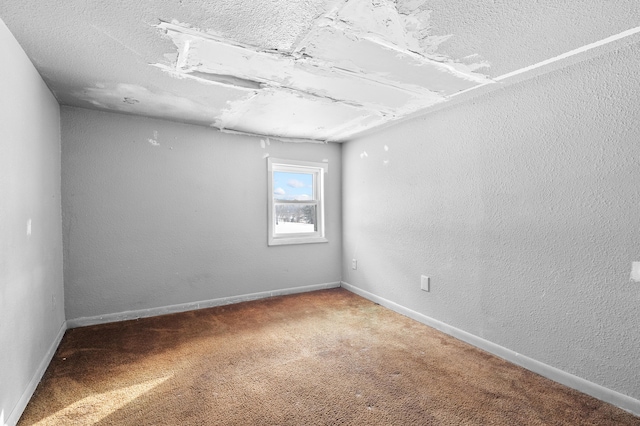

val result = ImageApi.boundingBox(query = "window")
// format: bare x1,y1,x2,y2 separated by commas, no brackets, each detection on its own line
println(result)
267,158,328,246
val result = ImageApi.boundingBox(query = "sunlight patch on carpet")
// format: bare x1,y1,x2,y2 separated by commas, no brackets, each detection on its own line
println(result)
33,375,172,425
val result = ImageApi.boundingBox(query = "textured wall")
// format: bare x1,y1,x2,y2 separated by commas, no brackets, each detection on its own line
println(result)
0,19,64,424
342,43,640,400
61,107,342,320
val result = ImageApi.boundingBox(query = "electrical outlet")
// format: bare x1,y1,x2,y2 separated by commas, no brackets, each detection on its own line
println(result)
631,262,640,282
352,259,357,270
420,275,430,292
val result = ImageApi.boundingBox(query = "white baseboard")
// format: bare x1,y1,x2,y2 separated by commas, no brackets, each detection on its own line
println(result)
7,321,67,426
67,282,342,329
340,281,640,417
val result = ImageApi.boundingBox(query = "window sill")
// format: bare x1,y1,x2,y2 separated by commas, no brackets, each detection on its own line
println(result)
268,236,329,246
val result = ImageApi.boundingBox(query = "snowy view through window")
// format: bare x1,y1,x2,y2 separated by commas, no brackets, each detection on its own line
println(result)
273,171,316,234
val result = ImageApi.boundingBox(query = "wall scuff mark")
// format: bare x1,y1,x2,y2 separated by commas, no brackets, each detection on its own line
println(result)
148,130,160,146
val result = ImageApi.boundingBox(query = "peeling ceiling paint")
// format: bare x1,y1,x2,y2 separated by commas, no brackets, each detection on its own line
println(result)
74,83,235,126
153,0,493,141
1,0,639,142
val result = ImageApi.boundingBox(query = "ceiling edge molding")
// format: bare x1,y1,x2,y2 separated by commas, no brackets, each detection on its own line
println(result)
346,25,640,142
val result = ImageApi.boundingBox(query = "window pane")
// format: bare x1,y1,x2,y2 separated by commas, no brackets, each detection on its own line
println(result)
275,204,316,234
273,171,314,201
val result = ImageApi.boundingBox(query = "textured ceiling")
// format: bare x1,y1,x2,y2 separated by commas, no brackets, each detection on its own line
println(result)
1,0,638,142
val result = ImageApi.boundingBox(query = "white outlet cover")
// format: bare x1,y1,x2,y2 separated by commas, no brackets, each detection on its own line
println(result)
421,275,430,292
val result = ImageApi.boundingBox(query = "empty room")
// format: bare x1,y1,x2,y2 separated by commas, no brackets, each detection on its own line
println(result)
1,0,639,424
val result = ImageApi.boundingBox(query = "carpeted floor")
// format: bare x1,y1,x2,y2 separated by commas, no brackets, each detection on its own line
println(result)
19,288,640,425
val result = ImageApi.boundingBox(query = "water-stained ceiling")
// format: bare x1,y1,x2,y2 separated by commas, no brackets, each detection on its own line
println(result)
1,0,639,142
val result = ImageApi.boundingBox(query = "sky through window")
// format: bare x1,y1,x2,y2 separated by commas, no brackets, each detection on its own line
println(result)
273,172,313,201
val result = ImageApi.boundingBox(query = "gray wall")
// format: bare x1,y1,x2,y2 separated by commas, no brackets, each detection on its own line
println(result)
342,43,640,400
61,107,342,321
0,19,65,424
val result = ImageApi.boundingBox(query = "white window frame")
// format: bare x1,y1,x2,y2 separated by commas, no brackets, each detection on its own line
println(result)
267,158,328,246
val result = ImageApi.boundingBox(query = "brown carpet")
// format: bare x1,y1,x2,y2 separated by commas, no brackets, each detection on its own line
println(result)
19,288,639,425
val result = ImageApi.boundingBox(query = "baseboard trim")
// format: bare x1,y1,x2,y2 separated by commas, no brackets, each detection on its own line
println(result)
340,281,640,417
67,282,342,329
7,320,67,426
